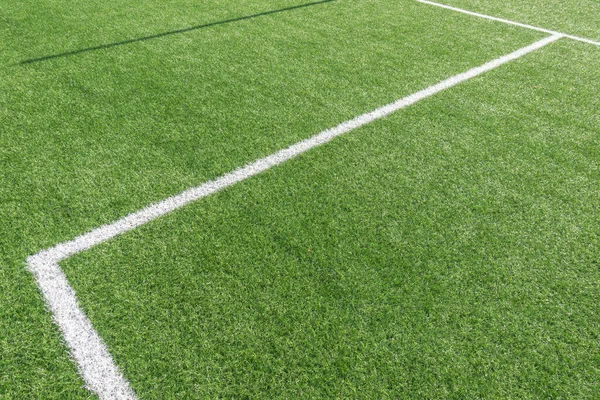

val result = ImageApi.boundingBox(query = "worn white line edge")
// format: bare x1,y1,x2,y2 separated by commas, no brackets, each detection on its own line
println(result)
26,34,561,400
417,0,600,47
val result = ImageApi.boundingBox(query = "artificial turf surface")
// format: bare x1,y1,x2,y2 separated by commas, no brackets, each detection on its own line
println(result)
63,39,600,398
441,0,600,42
1,0,599,398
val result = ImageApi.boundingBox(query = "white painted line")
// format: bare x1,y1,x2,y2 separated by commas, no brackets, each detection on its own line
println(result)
27,255,136,399
417,0,600,47
26,34,561,399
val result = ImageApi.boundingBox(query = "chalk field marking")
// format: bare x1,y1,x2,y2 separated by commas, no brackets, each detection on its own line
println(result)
417,0,600,47
27,34,561,400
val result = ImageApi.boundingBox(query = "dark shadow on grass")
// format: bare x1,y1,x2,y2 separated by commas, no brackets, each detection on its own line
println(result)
18,0,334,65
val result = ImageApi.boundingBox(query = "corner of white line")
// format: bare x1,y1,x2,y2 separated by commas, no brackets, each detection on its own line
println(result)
26,253,50,272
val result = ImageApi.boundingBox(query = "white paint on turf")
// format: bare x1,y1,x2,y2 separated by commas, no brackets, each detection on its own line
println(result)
27,34,562,399
417,0,600,47
27,255,136,399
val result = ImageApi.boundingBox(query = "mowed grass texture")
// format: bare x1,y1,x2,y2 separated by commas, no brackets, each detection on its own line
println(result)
64,36,600,399
1,0,598,398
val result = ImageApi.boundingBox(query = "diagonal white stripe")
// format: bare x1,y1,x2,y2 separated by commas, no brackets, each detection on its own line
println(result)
27,255,136,399
27,34,561,399
417,0,600,47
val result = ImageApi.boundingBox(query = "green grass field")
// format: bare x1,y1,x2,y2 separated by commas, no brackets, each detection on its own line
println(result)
1,0,599,398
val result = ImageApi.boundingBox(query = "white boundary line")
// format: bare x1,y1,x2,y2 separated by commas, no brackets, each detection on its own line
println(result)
417,0,600,47
26,34,561,400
